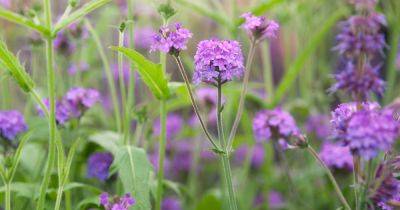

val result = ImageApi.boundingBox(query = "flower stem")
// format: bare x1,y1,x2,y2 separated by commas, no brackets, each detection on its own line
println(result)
37,0,57,208
117,29,129,145
127,0,136,145
173,56,222,152
307,145,351,210
156,99,167,210
5,182,11,210
54,185,64,210
227,39,257,151
84,19,122,133
217,84,238,210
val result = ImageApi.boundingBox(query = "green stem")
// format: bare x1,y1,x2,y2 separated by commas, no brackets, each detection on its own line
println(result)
173,56,222,151
307,146,351,210
37,0,57,208
127,0,136,145
85,19,122,133
217,84,238,210
5,182,11,210
156,100,167,210
384,24,400,104
227,39,257,151
54,185,64,210
117,29,129,144
261,42,274,103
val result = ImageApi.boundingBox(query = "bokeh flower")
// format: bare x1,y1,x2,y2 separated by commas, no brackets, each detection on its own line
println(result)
0,110,27,141
171,141,193,173
305,114,331,139
99,192,135,210
371,165,400,210
64,87,100,118
151,23,192,55
0,0,11,8
67,62,89,76
153,113,183,139
134,27,155,50
193,39,245,85
87,152,113,181
234,144,265,169
319,142,353,171
241,12,279,41
161,196,182,210
54,32,76,56
252,108,299,143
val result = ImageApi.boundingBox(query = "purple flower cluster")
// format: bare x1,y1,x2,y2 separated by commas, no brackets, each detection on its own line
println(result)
332,3,387,100
193,39,245,85
151,23,192,55
99,192,135,210
319,142,353,171
371,165,400,210
153,113,183,139
331,102,400,159
241,12,279,41
87,152,113,181
54,33,76,56
161,196,182,210
305,114,331,139
0,110,27,141
252,108,299,143
134,27,156,50
234,144,265,169
330,62,385,99
254,191,284,209
38,87,100,125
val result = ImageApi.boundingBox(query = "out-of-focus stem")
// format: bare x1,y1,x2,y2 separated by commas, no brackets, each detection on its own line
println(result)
307,146,351,210
5,182,10,210
227,39,257,151
217,84,238,210
85,19,122,133
173,56,222,152
261,42,273,103
118,29,129,144
127,0,136,145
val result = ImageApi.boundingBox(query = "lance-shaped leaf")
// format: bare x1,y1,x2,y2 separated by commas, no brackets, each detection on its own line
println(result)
53,0,112,34
0,40,35,92
110,47,170,100
111,146,152,210
0,7,50,36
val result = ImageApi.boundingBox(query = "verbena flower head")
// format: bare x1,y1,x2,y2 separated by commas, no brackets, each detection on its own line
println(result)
193,39,245,85
0,110,27,141
241,12,279,41
161,196,182,210
330,62,385,99
151,23,192,55
305,114,331,139
331,102,400,159
99,192,135,210
234,144,265,169
64,87,100,118
68,22,89,40
319,142,353,171
54,32,76,56
37,99,73,125
87,152,113,181
371,165,400,210
153,113,183,138
252,108,299,143
334,13,386,57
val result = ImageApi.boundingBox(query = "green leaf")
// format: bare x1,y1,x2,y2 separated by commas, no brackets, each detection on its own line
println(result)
0,182,36,198
110,47,170,100
53,0,111,34
0,7,50,36
195,190,222,210
0,40,35,92
9,131,33,181
269,8,348,107
111,146,152,210
88,131,121,154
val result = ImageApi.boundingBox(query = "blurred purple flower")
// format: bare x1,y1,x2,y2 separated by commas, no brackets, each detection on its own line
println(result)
68,62,89,76
171,141,193,173
134,27,156,50
252,108,299,143
331,102,400,159
253,191,284,209
0,110,27,141
305,114,331,139
99,192,135,210
330,62,385,99
54,32,76,56
396,54,400,70
112,63,131,84
371,165,400,210
193,39,245,85
37,99,72,125
189,87,224,126
64,87,100,118
241,12,279,41
149,151,172,177
0,0,11,8
153,113,183,138
161,196,182,210
87,152,113,181
234,144,265,169
68,22,89,40
319,142,353,171
151,23,192,55
334,13,386,57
